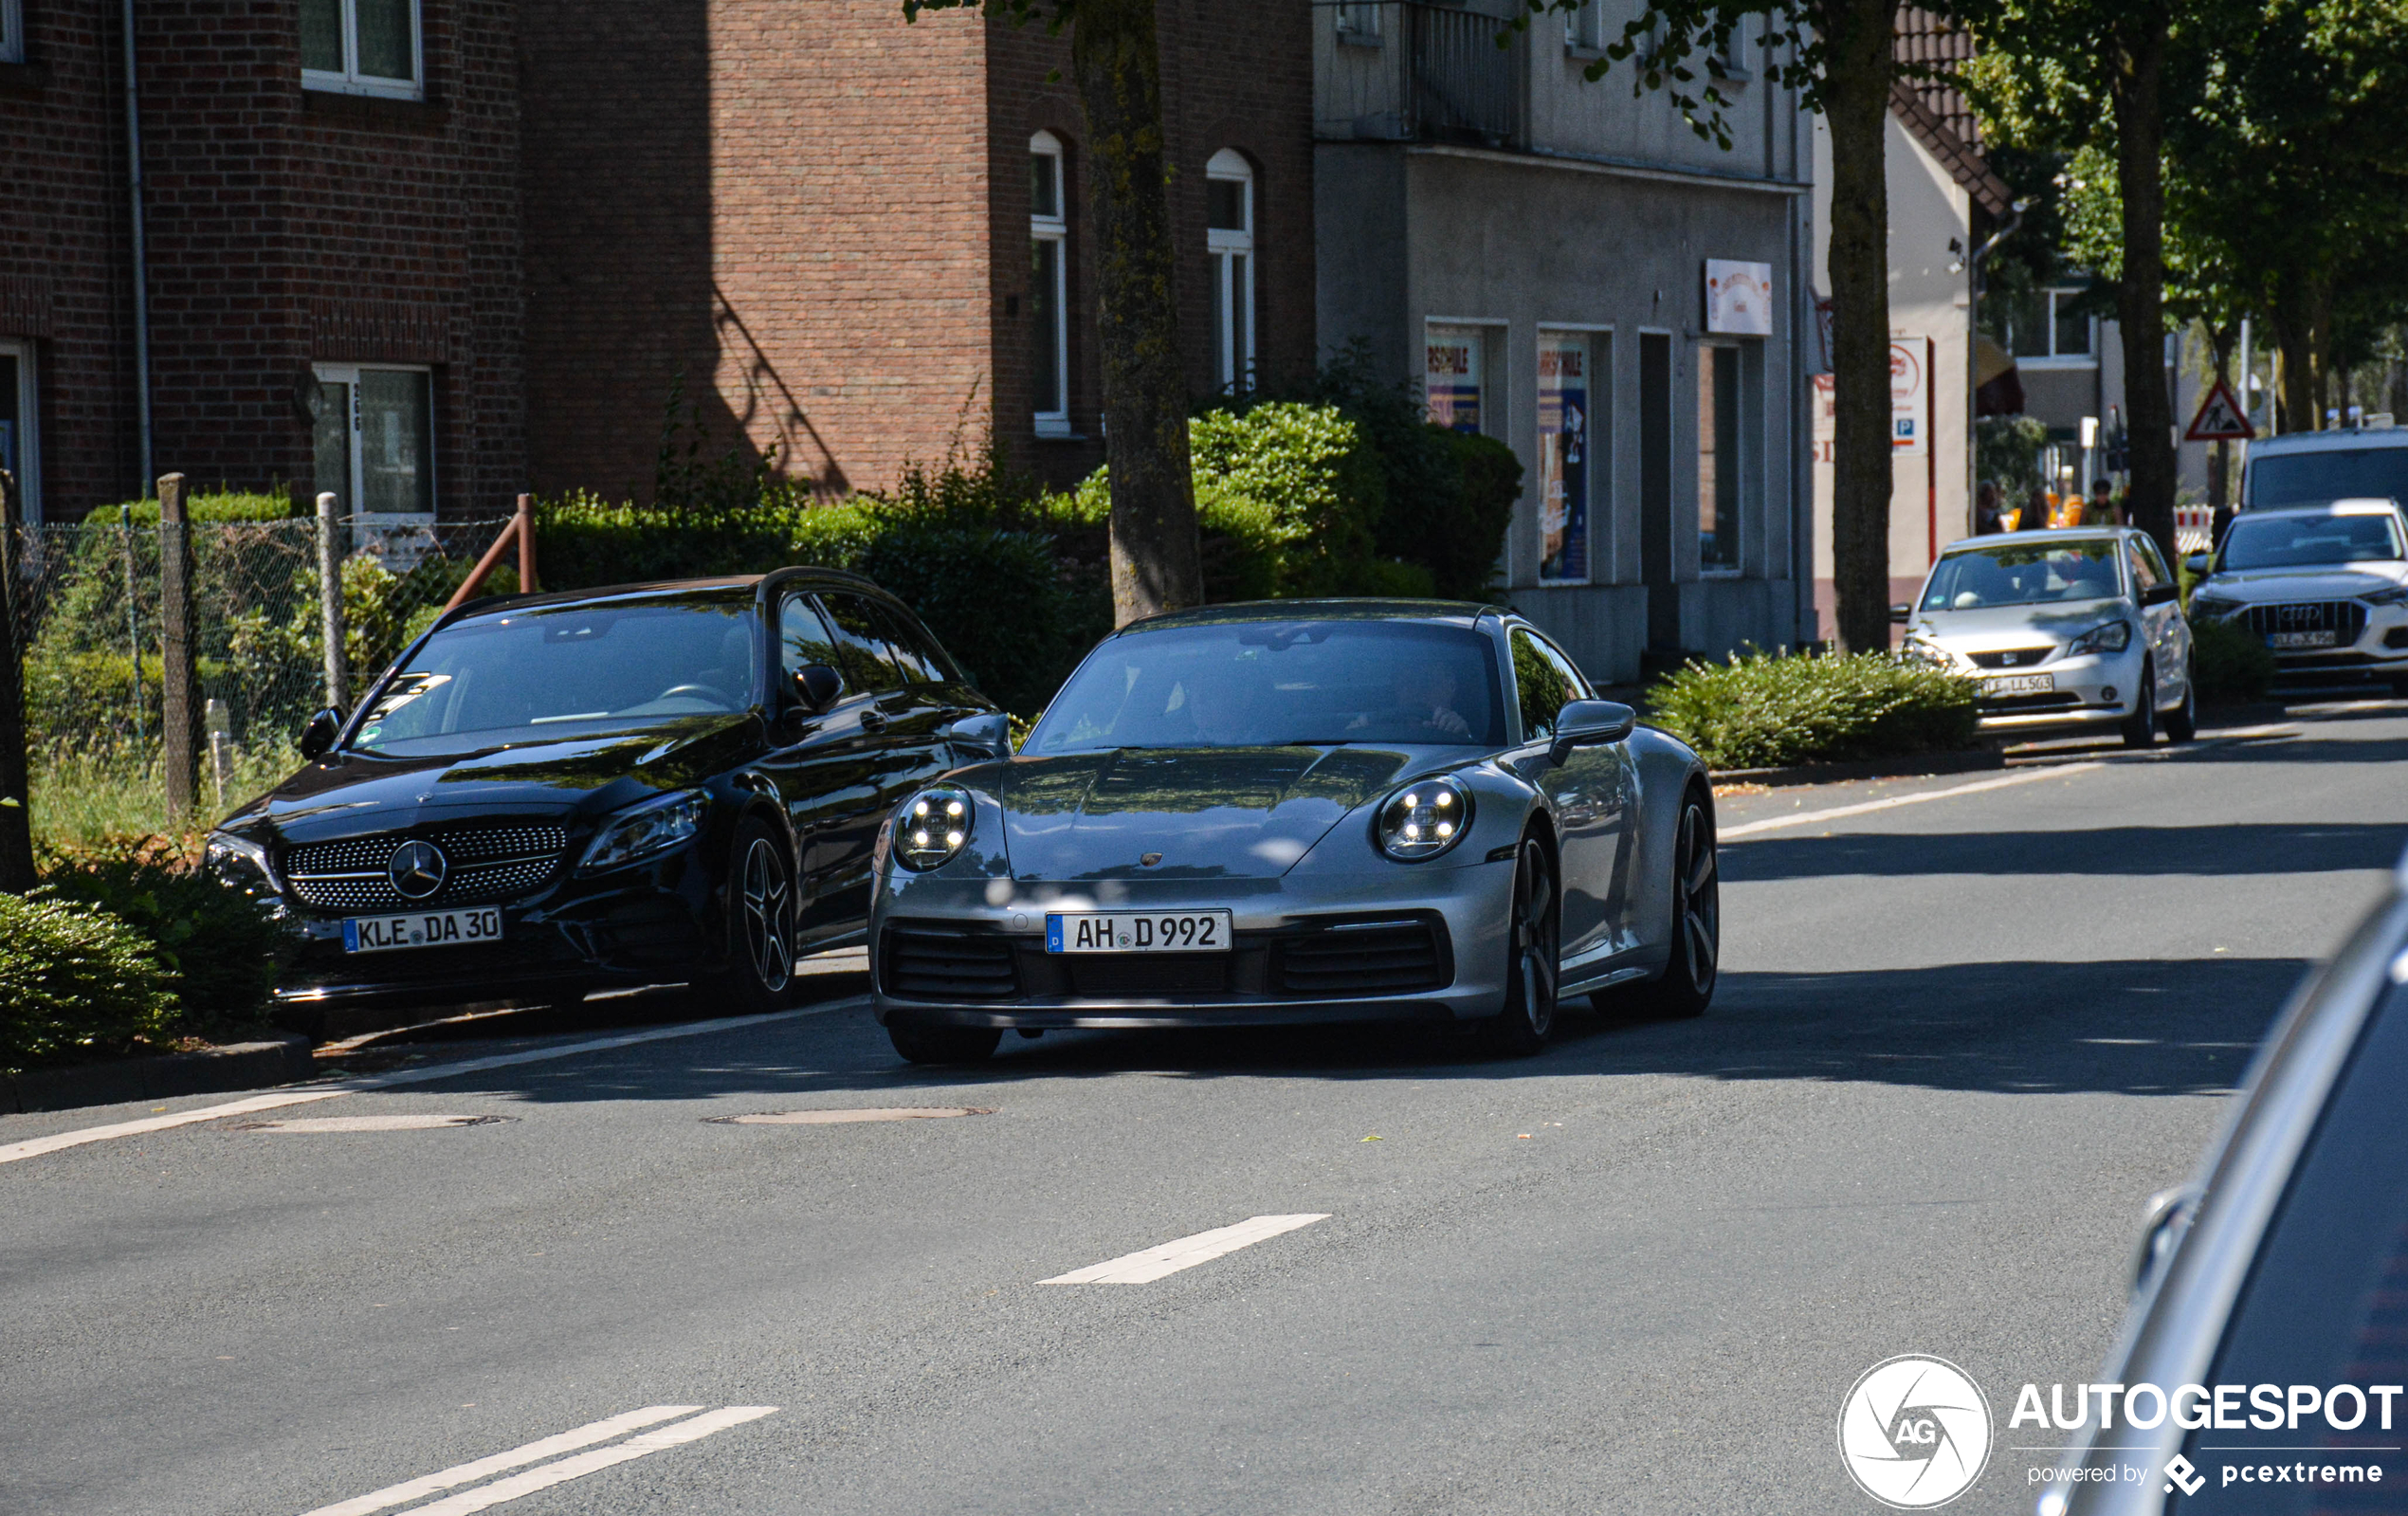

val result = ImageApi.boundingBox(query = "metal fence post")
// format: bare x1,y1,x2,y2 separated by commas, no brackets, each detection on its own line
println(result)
157,470,199,825
0,466,33,891
515,492,537,594
317,490,346,708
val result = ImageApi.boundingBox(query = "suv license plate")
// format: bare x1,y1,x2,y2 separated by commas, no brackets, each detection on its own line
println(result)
2268,630,2338,648
1046,910,1232,955
1980,672,2055,697
343,907,503,954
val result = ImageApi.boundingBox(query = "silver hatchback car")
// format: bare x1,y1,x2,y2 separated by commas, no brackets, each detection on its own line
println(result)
1892,528,2198,747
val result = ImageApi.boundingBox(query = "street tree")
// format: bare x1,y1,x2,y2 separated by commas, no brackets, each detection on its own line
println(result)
901,0,1201,626
0,466,30,893
1519,0,1916,655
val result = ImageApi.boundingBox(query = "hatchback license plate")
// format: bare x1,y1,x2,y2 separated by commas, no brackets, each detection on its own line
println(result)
2267,630,2338,648
343,907,503,954
1980,672,2055,697
1046,910,1231,955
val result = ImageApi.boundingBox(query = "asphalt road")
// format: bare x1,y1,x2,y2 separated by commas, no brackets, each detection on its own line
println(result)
6,703,2404,1516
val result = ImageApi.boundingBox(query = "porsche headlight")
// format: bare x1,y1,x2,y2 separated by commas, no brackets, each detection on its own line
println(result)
896,784,973,871
2069,620,2134,656
203,831,280,897
1376,776,1473,863
577,790,706,875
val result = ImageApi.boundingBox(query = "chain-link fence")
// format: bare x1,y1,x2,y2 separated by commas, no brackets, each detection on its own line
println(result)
8,515,514,844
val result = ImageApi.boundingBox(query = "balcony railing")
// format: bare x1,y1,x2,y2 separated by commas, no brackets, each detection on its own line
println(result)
1314,2,1523,149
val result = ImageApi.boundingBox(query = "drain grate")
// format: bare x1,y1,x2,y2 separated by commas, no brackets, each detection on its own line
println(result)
705,1107,994,1125
229,1114,514,1132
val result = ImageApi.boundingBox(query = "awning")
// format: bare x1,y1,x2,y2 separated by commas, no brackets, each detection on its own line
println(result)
1974,335,2024,417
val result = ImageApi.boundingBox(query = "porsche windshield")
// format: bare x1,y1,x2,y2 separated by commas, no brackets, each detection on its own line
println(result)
2220,510,2405,571
351,594,758,756
1029,620,1506,752
1920,539,2122,611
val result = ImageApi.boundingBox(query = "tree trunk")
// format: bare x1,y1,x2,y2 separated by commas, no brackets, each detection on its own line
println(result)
2271,276,2328,432
0,466,33,892
1068,0,1202,626
1822,0,1898,654
2107,11,2177,564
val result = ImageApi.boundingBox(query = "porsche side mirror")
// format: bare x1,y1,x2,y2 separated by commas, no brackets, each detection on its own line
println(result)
1547,700,1637,766
788,663,842,715
297,706,344,759
1888,603,1914,625
2184,552,2211,576
2142,582,2180,607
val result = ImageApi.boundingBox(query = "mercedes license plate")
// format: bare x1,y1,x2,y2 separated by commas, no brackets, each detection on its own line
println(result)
343,907,503,954
1980,672,2055,697
1046,909,1232,955
2268,630,2338,648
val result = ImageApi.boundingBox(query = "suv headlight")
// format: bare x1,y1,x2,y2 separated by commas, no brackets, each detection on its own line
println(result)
577,791,706,875
2362,585,2408,606
1376,776,1473,862
2069,620,2134,656
895,784,974,871
2189,592,2243,620
204,831,280,897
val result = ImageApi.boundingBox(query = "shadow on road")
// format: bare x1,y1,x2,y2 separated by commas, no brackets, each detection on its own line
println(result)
1724,822,2408,881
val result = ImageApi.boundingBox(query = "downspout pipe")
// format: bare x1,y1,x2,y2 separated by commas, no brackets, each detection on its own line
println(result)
121,0,154,492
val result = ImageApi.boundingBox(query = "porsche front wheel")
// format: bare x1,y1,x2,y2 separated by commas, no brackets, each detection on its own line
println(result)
1482,836,1560,1057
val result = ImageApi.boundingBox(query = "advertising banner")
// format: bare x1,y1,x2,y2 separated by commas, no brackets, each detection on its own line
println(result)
1538,334,1590,583
1706,260,1775,337
1425,326,1484,435
1890,341,1928,455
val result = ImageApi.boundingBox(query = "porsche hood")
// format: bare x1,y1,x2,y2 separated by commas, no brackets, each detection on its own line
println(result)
995,746,1422,880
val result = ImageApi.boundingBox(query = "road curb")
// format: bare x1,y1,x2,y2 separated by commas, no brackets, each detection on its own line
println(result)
3,1035,316,1116
2198,701,2290,729
1712,749,2004,789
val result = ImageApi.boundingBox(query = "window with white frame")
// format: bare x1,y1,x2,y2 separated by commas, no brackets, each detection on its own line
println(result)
1990,286,2096,363
0,339,38,521
1,0,24,64
301,0,421,99
1030,132,1071,437
1565,0,1605,51
312,364,434,516
1206,150,1255,395
1333,2,1382,42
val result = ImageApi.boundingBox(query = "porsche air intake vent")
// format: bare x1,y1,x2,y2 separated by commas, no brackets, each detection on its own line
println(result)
1276,919,1450,996
881,924,1019,1000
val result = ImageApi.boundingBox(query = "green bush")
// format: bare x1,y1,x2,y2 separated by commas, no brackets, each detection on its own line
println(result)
97,488,298,524
38,837,294,1026
2190,616,2278,703
1188,402,1385,594
1649,649,1981,770
0,891,177,1073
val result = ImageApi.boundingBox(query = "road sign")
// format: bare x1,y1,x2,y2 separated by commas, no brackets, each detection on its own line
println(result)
2185,378,2256,442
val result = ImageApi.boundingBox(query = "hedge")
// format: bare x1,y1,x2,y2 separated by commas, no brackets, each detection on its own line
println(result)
39,837,295,1026
1649,649,1981,770
2190,616,2278,703
0,891,177,1073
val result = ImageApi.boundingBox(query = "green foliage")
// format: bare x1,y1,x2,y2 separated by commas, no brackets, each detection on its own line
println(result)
1187,403,1385,594
0,891,177,1073
1648,649,1981,770
99,489,298,525
39,837,295,1025
2189,616,2279,703
1976,416,2052,500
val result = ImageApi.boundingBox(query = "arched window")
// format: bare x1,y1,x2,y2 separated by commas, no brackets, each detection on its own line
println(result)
1030,131,1071,435
1206,149,1255,395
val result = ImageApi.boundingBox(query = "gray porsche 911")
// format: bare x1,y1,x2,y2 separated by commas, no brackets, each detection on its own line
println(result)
867,600,1719,1063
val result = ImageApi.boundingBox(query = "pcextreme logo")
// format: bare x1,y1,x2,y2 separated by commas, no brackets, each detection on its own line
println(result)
1839,1355,1995,1508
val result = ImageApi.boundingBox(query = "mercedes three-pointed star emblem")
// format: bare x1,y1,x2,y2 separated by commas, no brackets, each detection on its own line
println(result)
388,839,448,900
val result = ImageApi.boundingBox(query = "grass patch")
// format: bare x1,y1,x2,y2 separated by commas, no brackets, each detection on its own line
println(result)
1648,649,1980,771
29,740,296,858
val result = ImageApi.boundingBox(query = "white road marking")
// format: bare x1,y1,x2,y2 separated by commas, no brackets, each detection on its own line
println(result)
713,1106,992,1124
236,1114,507,1133
0,1001,858,1168
1042,1214,1331,1285
398,1406,778,1516
1719,762,2106,840
299,1404,702,1516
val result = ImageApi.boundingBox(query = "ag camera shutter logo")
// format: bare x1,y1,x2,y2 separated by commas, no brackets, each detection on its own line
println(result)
1838,1355,1994,1507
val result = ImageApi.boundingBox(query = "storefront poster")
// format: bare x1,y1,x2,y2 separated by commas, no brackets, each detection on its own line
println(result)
1538,334,1589,583
1426,326,1483,435
1706,260,1775,337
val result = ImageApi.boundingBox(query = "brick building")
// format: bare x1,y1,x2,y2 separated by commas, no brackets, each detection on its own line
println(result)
0,0,525,522
520,0,1317,501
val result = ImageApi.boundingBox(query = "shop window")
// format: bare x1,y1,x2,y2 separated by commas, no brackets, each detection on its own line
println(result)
1426,323,1488,435
1539,331,1602,584
1697,344,1742,573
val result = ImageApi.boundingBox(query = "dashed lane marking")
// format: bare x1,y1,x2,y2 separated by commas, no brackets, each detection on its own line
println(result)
298,1405,702,1516
387,1407,777,1516
1718,762,2107,840
1041,1214,1332,1285
0,1001,860,1168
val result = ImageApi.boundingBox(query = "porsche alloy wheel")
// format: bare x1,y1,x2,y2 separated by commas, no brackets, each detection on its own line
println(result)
1635,795,1718,1018
1485,836,1560,1056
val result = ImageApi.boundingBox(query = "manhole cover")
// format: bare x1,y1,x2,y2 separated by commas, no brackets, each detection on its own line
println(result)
706,1107,994,1125
229,1114,514,1132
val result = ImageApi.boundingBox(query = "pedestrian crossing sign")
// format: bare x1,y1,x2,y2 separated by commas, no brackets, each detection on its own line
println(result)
2185,378,2255,441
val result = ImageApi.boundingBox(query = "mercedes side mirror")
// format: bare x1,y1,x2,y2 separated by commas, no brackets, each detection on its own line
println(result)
297,706,344,759
2184,552,2211,576
2142,582,2181,607
1888,603,1914,625
1547,700,1638,766
788,663,842,716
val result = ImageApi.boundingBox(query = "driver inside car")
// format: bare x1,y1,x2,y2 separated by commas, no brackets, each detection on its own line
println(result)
1351,662,1472,740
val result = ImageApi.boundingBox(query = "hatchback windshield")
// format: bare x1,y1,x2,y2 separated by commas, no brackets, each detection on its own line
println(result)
1920,539,2123,611
2246,446,2408,510
2220,510,2406,571
352,594,758,757
1028,620,1506,752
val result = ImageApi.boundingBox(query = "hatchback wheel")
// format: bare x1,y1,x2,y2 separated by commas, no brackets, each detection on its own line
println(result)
710,818,794,1014
2120,661,2158,750
2162,656,2198,743
1482,835,1560,1056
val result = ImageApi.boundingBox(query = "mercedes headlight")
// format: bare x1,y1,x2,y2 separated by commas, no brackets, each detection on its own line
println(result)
2069,620,2134,656
896,784,974,871
577,790,706,875
203,831,280,897
1376,776,1473,862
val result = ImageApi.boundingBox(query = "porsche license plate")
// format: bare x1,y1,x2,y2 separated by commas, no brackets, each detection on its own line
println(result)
2268,630,2338,648
343,907,503,954
1980,672,2055,697
1046,910,1232,954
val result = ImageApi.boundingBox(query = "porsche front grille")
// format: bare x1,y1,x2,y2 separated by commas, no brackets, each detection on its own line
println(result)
882,925,1019,1000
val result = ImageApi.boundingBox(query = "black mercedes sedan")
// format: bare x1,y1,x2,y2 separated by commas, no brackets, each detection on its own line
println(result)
205,569,1009,1019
